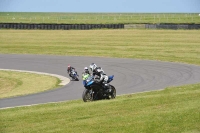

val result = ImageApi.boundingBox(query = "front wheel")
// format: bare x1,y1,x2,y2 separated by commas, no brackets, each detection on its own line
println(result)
82,89,93,102
109,85,116,99
72,75,79,81
76,76,79,81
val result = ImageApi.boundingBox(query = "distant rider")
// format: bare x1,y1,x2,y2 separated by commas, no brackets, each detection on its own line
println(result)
82,67,90,86
82,67,90,76
67,65,77,77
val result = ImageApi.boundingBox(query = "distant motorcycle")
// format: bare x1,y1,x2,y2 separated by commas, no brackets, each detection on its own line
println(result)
82,75,116,102
70,69,79,81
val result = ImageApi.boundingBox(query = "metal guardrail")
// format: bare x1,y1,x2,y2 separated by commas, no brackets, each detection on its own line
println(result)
0,23,124,30
145,24,200,29
0,23,199,30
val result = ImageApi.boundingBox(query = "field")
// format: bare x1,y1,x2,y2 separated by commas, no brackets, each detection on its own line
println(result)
0,12,200,24
0,29,200,132
0,29,200,65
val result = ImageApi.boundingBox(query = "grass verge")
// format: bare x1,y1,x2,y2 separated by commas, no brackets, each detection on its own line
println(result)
0,29,200,65
0,71,61,99
1,83,199,133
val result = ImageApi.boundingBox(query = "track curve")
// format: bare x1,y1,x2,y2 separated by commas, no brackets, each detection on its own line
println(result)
1,54,200,108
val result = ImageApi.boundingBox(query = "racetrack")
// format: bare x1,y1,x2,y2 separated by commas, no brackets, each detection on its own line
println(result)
1,54,200,108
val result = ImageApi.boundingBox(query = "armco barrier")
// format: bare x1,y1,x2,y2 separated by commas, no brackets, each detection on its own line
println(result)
0,23,199,30
144,24,200,30
177,25,188,29
188,24,200,29
0,23,124,30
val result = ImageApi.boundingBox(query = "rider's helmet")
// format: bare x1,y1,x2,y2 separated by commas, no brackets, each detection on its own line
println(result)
84,67,88,71
67,65,71,70
84,67,89,74
89,63,97,72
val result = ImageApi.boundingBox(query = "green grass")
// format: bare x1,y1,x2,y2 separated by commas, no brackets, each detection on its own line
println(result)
0,71,61,98
1,84,200,133
0,29,200,65
0,29,200,132
0,12,200,24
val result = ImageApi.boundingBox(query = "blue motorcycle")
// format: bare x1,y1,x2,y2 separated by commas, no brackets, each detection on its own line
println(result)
70,69,79,81
82,75,116,102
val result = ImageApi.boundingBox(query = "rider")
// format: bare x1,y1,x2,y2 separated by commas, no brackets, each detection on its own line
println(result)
83,67,90,75
89,63,111,92
67,65,77,77
82,67,90,86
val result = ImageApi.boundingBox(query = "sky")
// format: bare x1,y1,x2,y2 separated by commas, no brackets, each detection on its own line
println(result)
0,0,199,13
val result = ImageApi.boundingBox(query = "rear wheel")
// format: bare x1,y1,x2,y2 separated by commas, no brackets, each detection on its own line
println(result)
82,89,93,102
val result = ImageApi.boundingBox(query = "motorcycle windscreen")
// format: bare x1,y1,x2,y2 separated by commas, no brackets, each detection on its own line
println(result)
107,75,114,83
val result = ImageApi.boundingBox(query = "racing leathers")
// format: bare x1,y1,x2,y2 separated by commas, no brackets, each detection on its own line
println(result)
82,69,90,87
67,66,76,77
92,67,110,90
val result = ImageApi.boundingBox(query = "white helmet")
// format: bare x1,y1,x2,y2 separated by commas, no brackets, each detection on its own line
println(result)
84,67,88,70
89,63,97,72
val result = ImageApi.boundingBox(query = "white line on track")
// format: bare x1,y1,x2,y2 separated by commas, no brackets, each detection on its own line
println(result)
0,100,68,110
0,68,70,86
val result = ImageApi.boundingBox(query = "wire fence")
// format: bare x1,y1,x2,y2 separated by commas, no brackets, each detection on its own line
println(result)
0,13,199,24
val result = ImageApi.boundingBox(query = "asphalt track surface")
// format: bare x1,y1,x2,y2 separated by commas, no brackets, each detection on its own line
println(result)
1,54,200,108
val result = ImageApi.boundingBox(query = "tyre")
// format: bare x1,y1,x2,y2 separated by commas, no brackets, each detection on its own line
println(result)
82,89,93,102
109,85,116,99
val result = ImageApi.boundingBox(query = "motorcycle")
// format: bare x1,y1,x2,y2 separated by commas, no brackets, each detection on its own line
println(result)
70,69,79,81
82,75,116,102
